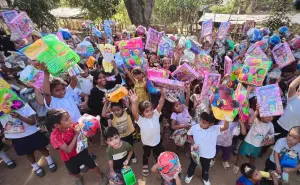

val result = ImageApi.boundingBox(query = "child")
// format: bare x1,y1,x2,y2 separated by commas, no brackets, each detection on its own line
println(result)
199,41,212,55
77,63,94,96
0,124,16,169
171,83,192,155
236,163,262,185
151,151,182,185
264,126,300,185
233,104,275,174
161,57,172,74
104,127,133,183
43,68,88,122
48,109,108,185
102,101,137,163
0,104,56,177
128,89,165,177
185,112,229,185
124,67,149,103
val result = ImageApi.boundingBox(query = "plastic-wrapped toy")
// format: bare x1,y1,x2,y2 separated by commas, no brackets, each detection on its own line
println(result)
1,10,18,23
185,38,201,54
150,78,185,93
145,28,161,53
122,166,136,185
172,129,188,146
67,64,84,76
246,46,269,60
191,145,200,165
0,88,25,118
278,26,292,38
86,56,96,69
217,22,231,40
157,152,182,183
119,37,144,67
256,84,284,117
58,28,72,41
0,78,11,89
289,35,300,50
157,36,175,58
75,40,95,57
269,34,281,46
8,11,35,39
200,73,221,100
103,20,114,42
272,42,295,69
78,114,101,137
194,55,212,76
201,19,213,42
171,63,200,82
76,131,88,153
147,68,168,80
247,28,263,43
268,68,282,80
19,65,44,92
210,85,239,121
234,83,250,122
98,44,116,72
224,56,232,76
106,85,128,103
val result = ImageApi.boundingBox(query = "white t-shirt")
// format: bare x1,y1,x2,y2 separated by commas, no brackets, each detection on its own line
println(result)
45,86,81,122
245,118,275,147
77,75,93,95
269,138,300,163
187,123,221,158
137,109,161,147
0,104,38,139
278,95,300,131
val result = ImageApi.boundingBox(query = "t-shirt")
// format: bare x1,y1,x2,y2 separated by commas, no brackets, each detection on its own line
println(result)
269,138,300,163
217,121,239,147
106,141,133,161
278,95,300,131
171,105,191,125
244,118,275,147
137,109,161,146
50,126,77,162
112,111,135,138
0,104,38,139
72,88,82,106
45,86,81,122
77,75,93,95
187,122,221,158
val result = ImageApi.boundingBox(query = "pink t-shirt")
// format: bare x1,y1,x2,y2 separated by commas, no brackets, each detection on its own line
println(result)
171,105,191,125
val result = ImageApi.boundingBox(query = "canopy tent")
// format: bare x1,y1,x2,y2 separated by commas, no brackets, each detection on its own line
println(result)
50,7,84,19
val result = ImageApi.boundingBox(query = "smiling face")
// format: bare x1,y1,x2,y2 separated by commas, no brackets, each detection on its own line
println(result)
162,58,171,70
97,73,107,87
51,84,66,98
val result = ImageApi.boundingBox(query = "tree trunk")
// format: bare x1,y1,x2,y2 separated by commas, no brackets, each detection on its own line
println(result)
124,0,155,27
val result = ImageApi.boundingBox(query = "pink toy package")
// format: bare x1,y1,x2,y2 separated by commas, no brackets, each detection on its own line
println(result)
201,19,213,37
157,36,175,58
1,10,18,23
217,22,231,40
147,68,168,80
171,63,200,82
234,83,250,122
118,37,144,66
272,42,295,69
150,77,185,93
194,55,213,76
200,73,221,100
256,84,284,117
224,56,232,76
246,46,269,61
145,28,161,53
243,20,255,34
8,12,35,39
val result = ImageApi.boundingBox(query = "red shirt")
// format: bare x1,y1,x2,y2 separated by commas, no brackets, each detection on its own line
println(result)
50,127,77,162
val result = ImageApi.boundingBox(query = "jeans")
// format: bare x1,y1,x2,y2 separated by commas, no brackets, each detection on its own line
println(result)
187,156,211,181
143,141,165,165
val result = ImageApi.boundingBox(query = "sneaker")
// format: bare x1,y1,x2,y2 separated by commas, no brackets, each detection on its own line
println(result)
210,159,215,167
185,175,193,184
74,176,84,185
6,160,16,169
131,158,137,164
203,180,211,185
222,161,231,170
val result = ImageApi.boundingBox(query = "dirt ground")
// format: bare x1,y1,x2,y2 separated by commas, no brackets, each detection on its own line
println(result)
0,133,300,185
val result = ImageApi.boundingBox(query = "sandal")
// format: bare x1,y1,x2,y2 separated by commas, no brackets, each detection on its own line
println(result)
6,160,16,169
48,162,57,172
142,165,149,177
34,166,45,177
232,165,239,175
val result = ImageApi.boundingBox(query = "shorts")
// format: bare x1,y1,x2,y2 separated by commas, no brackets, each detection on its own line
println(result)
11,131,49,156
264,158,277,172
239,141,262,158
65,149,97,175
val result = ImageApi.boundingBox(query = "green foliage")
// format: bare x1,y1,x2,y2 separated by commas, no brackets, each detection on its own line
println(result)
210,0,235,14
7,0,59,30
112,1,131,26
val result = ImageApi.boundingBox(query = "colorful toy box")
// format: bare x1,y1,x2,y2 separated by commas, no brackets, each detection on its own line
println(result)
78,114,101,137
224,56,232,76
19,65,44,92
122,166,136,185
147,68,168,80
217,22,231,40
234,83,250,122
171,63,200,82
194,55,213,76
119,37,143,67
150,77,185,92
272,42,295,69
200,73,221,100
106,85,128,103
0,78,11,89
8,12,35,39
0,88,25,118
157,36,175,58
98,44,116,72
145,28,161,53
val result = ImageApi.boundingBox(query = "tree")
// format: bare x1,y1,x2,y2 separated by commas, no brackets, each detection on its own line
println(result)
6,0,59,30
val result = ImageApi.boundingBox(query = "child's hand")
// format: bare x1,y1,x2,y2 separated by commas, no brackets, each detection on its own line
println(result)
10,112,20,119
123,160,129,166
185,82,191,89
128,90,138,103
79,102,88,110
112,60,117,69
74,125,81,136
255,103,260,112
110,171,116,177
276,166,282,174
192,145,199,151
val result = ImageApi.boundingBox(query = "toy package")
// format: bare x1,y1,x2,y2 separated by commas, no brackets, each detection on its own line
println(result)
172,129,188,146
256,84,284,117
150,78,185,93
21,34,80,76
8,11,35,39
272,42,295,69
200,73,221,100
76,131,88,153
0,88,25,118
234,83,250,122
217,22,231,40
194,55,213,76
78,114,101,137
119,37,144,67
1,10,18,23
19,65,44,92
201,19,213,39
106,85,128,103
210,85,239,121
246,46,269,61
75,40,95,57
157,36,175,58
4,117,25,134
171,63,200,82
288,35,300,50
122,166,136,185
191,145,200,165
147,68,168,80
238,57,272,86
243,20,255,34
185,38,201,54
86,56,96,69
224,56,232,76
145,28,161,53
98,44,116,72
103,20,114,42
67,64,84,76
0,78,11,89
157,152,182,183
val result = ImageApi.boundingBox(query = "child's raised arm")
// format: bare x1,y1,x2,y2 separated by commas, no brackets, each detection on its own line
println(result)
70,75,78,90
288,75,300,98
128,90,139,121
249,104,260,125
184,83,191,107
34,88,45,106
101,100,110,118
42,66,51,105
220,120,229,132
124,66,136,85
156,88,165,114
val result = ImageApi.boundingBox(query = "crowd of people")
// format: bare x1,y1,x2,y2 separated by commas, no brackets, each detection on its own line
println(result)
0,16,300,185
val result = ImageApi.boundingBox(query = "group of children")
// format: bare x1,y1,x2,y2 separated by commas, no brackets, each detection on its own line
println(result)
0,22,300,185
